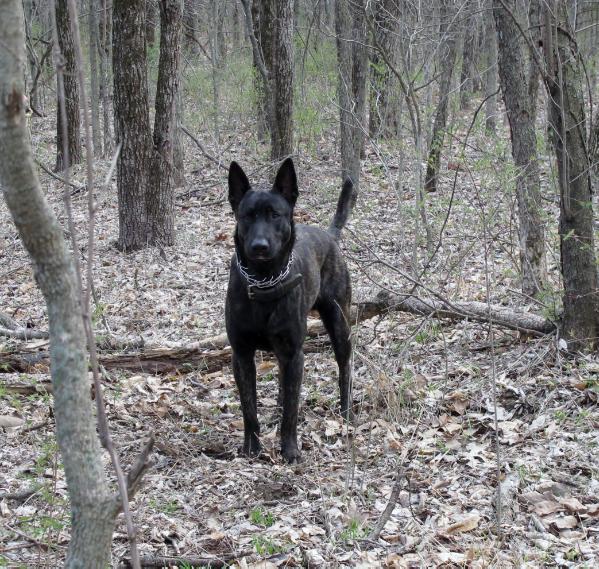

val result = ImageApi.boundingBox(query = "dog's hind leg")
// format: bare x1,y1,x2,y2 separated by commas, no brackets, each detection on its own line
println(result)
317,299,353,420
232,349,261,456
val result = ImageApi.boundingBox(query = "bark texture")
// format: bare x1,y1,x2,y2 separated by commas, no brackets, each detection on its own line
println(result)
544,2,598,351
424,0,459,193
335,0,365,187
494,0,546,297
0,2,115,566
55,0,82,171
113,0,153,251
368,0,401,139
88,0,102,155
269,0,294,161
147,0,183,247
483,0,498,133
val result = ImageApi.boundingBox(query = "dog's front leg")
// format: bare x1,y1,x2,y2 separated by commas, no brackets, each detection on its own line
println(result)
276,349,304,463
232,349,260,457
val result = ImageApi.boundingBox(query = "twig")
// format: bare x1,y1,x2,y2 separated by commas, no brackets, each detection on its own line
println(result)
368,468,404,541
180,125,227,170
35,159,86,194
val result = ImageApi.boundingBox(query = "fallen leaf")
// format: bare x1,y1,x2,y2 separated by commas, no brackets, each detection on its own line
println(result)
443,513,480,535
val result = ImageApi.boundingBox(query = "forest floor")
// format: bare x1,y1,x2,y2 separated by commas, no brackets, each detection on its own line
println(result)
1,111,599,568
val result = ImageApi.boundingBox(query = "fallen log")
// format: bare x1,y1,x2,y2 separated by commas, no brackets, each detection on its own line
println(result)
0,293,555,375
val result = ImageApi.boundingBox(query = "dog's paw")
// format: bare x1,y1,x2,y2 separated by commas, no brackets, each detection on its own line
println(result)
281,442,301,464
240,436,261,458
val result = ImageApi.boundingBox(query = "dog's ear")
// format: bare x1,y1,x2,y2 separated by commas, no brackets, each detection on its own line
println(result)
272,157,298,207
228,161,251,213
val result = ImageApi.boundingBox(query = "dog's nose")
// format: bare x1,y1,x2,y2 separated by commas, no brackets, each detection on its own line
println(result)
250,239,270,255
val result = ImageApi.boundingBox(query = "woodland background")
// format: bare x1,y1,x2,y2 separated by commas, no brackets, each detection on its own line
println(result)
1,0,599,567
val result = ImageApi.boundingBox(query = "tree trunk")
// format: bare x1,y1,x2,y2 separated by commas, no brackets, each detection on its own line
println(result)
147,0,182,247
55,0,82,171
483,0,497,134
0,2,116,565
88,0,102,156
459,8,475,110
270,0,294,161
424,0,458,193
146,0,157,47
98,0,113,155
252,0,270,142
368,0,400,140
494,0,546,297
350,0,367,159
335,0,361,187
113,0,153,252
543,2,598,351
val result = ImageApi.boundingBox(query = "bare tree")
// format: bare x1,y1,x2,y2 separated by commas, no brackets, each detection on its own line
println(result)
147,0,183,246
424,0,459,193
483,0,498,133
335,0,366,187
270,0,295,160
88,0,102,155
368,0,401,139
543,1,598,350
113,0,153,251
54,0,82,170
494,0,546,297
0,1,114,563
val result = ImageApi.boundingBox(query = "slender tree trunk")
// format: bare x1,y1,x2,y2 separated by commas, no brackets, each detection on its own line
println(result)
0,2,116,566
494,0,546,297
543,2,598,351
483,0,497,133
424,0,458,193
113,0,153,251
335,0,362,187
55,0,82,171
99,0,113,155
350,0,367,159
147,0,182,247
527,0,541,121
88,0,102,156
252,0,269,142
270,0,294,161
459,9,475,110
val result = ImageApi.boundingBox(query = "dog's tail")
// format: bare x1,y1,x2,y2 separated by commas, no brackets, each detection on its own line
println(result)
329,178,357,241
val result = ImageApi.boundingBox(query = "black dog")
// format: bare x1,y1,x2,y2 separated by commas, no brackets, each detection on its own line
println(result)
225,158,356,463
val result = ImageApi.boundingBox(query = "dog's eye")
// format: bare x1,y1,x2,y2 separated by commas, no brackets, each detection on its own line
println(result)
271,211,281,219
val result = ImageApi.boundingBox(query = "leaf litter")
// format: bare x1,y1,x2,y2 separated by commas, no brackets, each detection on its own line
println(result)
0,114,598,567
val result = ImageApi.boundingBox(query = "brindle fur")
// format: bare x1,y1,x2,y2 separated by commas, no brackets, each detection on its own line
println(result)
225,158,356,463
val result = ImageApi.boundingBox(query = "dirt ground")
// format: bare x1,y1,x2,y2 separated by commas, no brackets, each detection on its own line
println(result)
1,112,598,568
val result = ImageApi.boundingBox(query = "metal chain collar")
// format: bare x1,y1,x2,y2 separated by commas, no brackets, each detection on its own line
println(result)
236,251,295,289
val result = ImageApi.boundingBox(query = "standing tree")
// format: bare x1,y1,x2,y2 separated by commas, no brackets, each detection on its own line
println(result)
269,0,294,160
1,1,114,563
424,0,459,193
54,0,82,171
88,0,102,155
113,0,152,251
483,0,498,133
543,1,598,350
368,0,401,139
335,0,367,187
147,0,183,246
494,0,546,297
113,0,182,251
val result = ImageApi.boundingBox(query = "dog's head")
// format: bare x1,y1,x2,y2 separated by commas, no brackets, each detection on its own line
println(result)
228,158,298,263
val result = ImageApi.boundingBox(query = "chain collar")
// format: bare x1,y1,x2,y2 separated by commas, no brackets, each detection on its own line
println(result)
236,251,295,290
